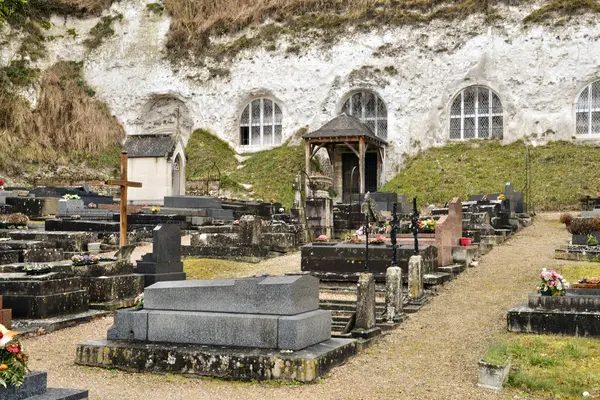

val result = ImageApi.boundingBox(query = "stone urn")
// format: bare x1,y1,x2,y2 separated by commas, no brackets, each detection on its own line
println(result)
309,175,333,199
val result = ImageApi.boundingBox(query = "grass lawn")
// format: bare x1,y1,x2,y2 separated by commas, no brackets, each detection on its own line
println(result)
556,263,600,285
183,258,258,280
498,334,600,399
382,140,600,211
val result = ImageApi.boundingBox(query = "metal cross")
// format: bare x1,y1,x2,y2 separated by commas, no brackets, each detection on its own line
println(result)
390,202,399,266
410,197,420,255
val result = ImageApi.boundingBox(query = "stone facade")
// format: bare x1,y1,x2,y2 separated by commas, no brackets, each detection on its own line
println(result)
3,1,600,180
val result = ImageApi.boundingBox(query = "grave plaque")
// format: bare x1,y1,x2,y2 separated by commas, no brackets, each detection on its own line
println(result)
134,224,186,287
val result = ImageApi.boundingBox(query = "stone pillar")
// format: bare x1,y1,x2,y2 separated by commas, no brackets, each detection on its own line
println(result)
385,266,402,323
408,255,424,300
355,273,376,330
239,215,262,246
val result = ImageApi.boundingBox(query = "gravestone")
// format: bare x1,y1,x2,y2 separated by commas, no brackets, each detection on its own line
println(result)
352,273,377,338
0,371,87,400
385,266,403,323
434,198,462,267
135,224,186,287
505,182,515,218
77,275,355,382
508,289,600,337
408,255,424,300
239,215,261,245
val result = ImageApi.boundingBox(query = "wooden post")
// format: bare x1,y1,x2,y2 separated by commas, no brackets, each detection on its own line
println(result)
105,151,142,248
305,141,312,197
119,152,128,247
359,138,365,194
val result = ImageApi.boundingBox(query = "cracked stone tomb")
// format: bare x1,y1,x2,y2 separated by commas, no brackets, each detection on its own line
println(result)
76,275,359,382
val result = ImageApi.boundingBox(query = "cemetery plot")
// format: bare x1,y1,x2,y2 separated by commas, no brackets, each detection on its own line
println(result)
76,275,357,382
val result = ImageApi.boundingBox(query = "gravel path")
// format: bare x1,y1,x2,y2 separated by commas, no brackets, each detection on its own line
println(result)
22,214,568,400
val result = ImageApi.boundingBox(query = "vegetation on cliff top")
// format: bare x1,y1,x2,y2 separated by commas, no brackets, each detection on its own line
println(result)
382,140,600,211
0,61,124,183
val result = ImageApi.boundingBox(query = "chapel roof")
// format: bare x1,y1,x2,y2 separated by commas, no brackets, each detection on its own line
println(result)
124,134,177,158
302,114,387,145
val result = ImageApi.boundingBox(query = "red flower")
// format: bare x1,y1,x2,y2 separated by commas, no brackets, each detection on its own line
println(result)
0,179,4,186
6,344,20,354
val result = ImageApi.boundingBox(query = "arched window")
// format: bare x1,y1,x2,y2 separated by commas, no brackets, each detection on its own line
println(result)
240,98,283,147
576,81,600,135
449,86,503,140
341,91,388,139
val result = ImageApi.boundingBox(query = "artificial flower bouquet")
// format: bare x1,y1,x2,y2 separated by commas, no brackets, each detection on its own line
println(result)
0,325,28,388
71,254,100,266
537,268,569,296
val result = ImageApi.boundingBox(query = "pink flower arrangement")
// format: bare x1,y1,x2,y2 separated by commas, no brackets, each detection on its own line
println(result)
315,235,329,242
537,268,569,296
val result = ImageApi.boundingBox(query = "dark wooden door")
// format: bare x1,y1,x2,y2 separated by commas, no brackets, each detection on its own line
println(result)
342,152,378,202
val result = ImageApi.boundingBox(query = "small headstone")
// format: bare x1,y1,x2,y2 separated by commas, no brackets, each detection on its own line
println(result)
408,255,424,300
505,182,515,218
385,266,402,323
239,215,262,246
355,273,376,329
115,244,137,261
134,224,186,287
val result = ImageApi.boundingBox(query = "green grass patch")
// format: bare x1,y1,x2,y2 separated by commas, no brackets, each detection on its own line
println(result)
556,263,600,284
185,129,238,180
382,140,600,211
483,341,509,365
524,0,600,24
183,258,256,280
504,334,600,399
229,141,305,208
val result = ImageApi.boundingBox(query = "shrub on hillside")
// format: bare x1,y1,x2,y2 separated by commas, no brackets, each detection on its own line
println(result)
559,213,573,227
567,217,600,235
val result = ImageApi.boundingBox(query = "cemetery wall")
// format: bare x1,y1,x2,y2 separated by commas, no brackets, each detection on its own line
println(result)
2,0,600,180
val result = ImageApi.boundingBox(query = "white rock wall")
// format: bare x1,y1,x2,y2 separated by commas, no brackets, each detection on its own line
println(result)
4,0,600,181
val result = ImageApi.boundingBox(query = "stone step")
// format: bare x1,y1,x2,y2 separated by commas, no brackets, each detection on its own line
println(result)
438,264,466,277
321,302,386,312
423,272,453,285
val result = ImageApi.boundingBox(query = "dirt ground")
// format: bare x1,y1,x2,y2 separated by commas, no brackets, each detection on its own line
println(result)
22,213,568,400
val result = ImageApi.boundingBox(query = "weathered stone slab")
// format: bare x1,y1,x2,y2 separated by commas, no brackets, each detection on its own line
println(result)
144,275,319,315
508,303,600,337
529,293,600,311
278,309,331,350
147,310,279,348
354,273,376,330
107,309,149,341
408,255,424,300
301,243,438,281
76,338,357,382
164,196,222,209
385,266,403,322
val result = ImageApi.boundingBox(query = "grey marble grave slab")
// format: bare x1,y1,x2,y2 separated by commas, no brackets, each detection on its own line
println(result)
144,275,319,315
164,196,222,209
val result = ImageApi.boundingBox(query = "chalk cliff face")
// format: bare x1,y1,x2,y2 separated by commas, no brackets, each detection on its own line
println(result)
3,0,600,179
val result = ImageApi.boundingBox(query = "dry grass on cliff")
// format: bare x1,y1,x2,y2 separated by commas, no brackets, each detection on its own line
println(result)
0,61,123,177
163,0,600,60
164,0,498,59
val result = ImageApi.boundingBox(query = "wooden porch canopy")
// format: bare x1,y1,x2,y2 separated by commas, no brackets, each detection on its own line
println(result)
302,114,388,195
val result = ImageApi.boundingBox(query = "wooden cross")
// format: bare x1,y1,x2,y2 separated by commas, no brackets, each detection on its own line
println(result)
105,151,142,247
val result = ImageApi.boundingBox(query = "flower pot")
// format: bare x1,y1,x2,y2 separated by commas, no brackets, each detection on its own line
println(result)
477,358,511,391
460,237,472,246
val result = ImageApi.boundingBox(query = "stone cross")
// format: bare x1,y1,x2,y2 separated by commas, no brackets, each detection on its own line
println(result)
105,152,142,247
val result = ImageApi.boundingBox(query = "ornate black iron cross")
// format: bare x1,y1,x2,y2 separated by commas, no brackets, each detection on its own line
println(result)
410,197,420,255
390,202,399,266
